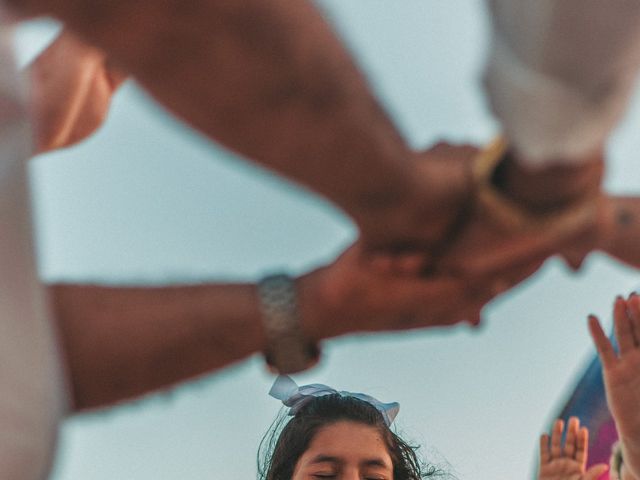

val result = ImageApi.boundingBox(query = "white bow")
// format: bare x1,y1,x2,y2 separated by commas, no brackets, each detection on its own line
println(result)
269,375,400,426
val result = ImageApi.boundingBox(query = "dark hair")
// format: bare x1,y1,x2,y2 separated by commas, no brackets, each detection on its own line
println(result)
258,393,443,480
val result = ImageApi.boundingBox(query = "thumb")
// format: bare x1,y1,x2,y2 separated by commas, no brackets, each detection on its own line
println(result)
583,463,609,480
562,250,588,271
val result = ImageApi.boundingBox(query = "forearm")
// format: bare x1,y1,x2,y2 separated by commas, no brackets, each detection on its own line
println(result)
48,273,344,412
598,196,640,268
493,149,604,213
49,283,267,410
12,0,416,221
620,438,640,480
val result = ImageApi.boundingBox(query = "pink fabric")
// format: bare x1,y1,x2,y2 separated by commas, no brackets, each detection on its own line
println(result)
590,420,618,480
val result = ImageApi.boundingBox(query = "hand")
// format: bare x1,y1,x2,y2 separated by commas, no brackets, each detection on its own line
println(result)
29,30,126,154
538,418,608,480
432,144,608,279
294,238,551,338
357,142,476,262
589,295,640,445
357,141,565,309
296,242,490,341
587,196,640,270
499,149,604,216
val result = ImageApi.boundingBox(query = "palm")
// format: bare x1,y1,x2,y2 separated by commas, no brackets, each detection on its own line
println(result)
590,296,640,441
603,340,640,440
539,458,586,480
538,418,607,480
589,296,640,480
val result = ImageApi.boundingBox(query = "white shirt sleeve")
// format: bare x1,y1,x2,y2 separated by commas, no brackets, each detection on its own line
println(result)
0,22,68,480
484,0,640,167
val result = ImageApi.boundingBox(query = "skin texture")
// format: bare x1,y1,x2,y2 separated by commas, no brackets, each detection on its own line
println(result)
22,2,621,281
538,417,608,480
291,421,393,480
589,295,640,480
50,242,481,410
12,0,473,255
19,1,640,413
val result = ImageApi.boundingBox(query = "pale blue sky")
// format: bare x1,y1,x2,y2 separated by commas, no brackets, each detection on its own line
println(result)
13,1,640,479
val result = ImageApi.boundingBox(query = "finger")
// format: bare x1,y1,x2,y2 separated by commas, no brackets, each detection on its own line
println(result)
627,293,640,347
575,426,589,467
369,254,394,272
550,419,564,460
462,256,546,308
564,417,579,458
465,306,483,328
391,277,472,329
584,464,609,480
588,315,618,368
539,433,551,465
614,296,635,355
563,249,589,271
393,253,429,276
104,60,128,89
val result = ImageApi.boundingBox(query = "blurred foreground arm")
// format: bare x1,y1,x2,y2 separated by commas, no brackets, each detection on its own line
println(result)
49,243,477,411
9,0,468,251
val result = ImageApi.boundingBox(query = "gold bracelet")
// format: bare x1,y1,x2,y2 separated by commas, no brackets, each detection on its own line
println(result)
473,137,600,234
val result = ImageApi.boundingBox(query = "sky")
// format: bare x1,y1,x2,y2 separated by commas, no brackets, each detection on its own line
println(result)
11,1,640,479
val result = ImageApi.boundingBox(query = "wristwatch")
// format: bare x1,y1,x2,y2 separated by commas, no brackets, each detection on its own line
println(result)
258,274,320,374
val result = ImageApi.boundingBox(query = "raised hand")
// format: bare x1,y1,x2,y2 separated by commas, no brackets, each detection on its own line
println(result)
589,295,640,480
29,29,126,153
538,418,608,480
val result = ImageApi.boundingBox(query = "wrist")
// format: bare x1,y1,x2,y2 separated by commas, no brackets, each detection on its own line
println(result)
296,266,349,343
619,436,640,475
494,148,604,214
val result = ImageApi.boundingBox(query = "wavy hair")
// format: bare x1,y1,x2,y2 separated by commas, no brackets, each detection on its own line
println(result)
258,393,445,480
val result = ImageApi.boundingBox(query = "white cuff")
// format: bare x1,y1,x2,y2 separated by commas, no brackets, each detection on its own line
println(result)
483,32,638,168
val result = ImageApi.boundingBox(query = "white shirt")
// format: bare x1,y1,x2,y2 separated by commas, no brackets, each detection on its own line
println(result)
484,0,640,167
0,17,67,480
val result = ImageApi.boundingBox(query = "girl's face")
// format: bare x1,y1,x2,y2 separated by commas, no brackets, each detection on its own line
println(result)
291,420,393,480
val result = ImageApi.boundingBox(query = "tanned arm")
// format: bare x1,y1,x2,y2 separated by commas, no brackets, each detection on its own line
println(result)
9,0,466,249
48,243,477,411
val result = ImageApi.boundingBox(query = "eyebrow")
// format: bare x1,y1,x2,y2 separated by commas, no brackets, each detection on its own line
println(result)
309,455,391,469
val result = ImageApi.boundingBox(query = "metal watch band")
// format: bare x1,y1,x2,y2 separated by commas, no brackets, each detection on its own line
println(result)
258,274,320,374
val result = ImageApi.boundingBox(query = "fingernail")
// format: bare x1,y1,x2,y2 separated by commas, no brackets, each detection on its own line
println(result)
467,316,483,329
